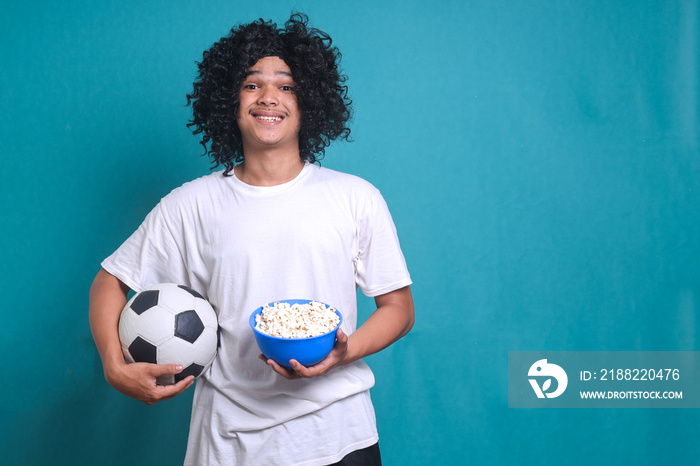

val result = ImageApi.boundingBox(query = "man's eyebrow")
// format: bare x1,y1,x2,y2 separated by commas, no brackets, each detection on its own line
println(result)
245,70,294,78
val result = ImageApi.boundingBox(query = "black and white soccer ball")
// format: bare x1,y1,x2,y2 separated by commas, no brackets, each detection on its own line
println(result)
118,283,219,385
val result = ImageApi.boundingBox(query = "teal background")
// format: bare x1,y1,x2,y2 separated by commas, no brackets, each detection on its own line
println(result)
1,1,698,465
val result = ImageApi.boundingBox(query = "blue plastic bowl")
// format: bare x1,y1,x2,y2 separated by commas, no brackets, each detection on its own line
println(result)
249,299,343,368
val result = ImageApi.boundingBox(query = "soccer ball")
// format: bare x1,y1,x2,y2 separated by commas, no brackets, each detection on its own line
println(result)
118,283,219,385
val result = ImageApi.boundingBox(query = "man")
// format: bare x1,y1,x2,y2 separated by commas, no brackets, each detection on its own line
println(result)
89,13,414,465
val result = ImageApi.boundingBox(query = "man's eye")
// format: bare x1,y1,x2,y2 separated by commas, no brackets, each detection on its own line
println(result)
281,85,294,92
243,84,259,90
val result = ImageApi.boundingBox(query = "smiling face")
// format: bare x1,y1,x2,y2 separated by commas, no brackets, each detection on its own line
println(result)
236,56,301,156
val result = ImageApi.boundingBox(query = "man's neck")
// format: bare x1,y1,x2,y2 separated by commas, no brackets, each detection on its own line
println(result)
233,147,305,187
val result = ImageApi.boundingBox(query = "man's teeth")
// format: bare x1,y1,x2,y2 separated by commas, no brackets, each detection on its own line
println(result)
256,115,283,122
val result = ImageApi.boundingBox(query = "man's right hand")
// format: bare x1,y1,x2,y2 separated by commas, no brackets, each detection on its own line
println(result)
90,269,195,405
105,361,195,405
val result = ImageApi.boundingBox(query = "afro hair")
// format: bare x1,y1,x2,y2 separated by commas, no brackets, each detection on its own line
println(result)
186,13,352,175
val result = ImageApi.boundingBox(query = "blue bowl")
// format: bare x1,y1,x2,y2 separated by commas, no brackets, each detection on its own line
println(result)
249,299,343,368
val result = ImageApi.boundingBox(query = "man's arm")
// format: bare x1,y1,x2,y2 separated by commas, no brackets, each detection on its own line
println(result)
263,285,415,378
89,268,194,404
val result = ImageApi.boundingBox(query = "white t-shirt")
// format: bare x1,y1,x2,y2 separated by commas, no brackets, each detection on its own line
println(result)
102,163,412,465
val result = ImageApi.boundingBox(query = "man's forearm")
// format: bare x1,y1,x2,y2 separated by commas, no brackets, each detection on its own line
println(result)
89,268,130,376
346,286,415,363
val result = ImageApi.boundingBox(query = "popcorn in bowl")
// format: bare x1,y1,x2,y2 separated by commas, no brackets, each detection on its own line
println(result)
255,300,341,339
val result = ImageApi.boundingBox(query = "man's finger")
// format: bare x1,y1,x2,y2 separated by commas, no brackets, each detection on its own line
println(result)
152,364,184,375
263,355,300,379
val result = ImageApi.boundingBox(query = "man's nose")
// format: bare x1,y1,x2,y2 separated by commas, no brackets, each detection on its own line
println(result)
258,87,278,105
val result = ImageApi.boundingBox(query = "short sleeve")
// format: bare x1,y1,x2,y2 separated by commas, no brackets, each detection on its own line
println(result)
101,199,190,293
354,189,412,297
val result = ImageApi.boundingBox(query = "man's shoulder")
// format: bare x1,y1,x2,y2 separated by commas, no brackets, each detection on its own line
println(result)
167,170,226,195
309,165,380,195
156,171,227,210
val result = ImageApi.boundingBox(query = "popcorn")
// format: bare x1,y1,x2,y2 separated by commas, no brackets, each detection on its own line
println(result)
255,301,340,339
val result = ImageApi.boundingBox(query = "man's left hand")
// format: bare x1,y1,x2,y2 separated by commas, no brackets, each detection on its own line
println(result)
259,328,349,379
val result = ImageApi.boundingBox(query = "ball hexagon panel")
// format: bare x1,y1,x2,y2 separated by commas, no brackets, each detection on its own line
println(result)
118,310,142,351
130,306,175,346
158,327,218,367
157,284,196,315
195,328,218,363
195,299,219,329
119,306,174,352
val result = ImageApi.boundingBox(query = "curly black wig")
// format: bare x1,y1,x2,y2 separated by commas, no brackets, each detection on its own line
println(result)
186,13,352,175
